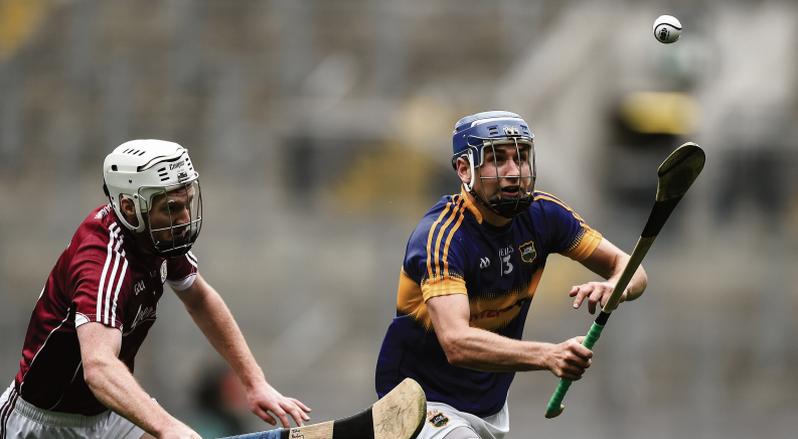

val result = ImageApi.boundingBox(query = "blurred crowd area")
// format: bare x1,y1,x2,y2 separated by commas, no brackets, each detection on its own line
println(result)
1,0,797,438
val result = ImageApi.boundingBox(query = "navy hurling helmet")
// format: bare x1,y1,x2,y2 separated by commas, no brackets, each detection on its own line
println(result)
451,111,536,218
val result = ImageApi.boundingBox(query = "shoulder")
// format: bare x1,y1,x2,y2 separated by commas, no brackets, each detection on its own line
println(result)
73,205,122,243
530,190,602,257
70,205,129,264
530,191,587,222
403,194,471,277
532,191,573,211
407,194,469,249
68,208,136,312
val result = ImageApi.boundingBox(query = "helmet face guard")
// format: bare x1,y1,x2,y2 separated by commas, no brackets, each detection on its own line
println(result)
103,139,203,257
472,138,536,218
451,111,536,218
140,181,203,258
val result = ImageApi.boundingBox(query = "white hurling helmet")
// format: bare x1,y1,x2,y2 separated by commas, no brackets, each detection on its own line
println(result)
103,139,202,257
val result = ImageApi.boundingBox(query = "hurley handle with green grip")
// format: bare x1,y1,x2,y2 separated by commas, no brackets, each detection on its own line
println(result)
543,142,705,419
545,314,608,418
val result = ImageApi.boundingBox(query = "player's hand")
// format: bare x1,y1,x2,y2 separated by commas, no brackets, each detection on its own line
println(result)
569,281,627,314
246,382,311,428
545,336,593,381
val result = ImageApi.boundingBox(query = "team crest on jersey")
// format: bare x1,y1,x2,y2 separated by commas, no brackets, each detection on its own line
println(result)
160,260,168,283
519,241,537,264
427,411,449,428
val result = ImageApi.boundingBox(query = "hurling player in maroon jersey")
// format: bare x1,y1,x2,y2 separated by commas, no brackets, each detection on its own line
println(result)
1,140,310,439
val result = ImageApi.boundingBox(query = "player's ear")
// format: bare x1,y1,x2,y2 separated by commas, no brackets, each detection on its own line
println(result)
455,156,472,185
120,197,134,215
119,197,139,226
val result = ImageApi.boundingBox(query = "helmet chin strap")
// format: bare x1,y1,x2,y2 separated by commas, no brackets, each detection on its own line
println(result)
467,185,533,219
486,193,534,218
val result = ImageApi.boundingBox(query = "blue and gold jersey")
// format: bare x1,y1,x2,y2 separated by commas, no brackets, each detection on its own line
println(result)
375,188,602,417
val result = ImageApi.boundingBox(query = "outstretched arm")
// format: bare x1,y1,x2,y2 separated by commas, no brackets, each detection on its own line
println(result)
427,294,592,380
570,238,648,314
77,323,200,438
174,274,310,428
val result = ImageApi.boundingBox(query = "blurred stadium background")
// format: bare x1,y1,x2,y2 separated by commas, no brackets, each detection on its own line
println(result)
1,0,796,438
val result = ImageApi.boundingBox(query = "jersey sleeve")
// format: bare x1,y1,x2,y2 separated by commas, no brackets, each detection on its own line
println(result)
70,232,132,330
536,193,603,261
404,212,468,302
166,250,199,291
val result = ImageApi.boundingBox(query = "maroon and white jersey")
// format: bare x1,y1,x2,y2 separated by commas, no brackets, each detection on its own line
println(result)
13,204,199,415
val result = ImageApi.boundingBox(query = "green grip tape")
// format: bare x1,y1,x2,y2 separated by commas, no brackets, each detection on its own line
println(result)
583,321,605,349
544,322,605,418
545,378,572,417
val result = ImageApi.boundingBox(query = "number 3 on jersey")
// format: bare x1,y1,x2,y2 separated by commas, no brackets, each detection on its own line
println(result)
502,254,513,275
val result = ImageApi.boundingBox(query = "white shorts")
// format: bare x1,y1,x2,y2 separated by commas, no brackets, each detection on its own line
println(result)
1,383,144,439
417,401,510,439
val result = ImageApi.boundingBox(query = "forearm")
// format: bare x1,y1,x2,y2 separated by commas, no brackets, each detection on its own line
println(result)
184,287,265,387
83,357,182,436
582,238,648,302
441,326,552,372
607,254,648,301
625,266,647,300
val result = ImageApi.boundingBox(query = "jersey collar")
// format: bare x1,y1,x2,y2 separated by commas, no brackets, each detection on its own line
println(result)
460,187,484,224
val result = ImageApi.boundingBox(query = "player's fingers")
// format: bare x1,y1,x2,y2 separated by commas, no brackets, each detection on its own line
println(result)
568,340,593,360
599,285,616,308
272,408,292,429
288,397,312,413
253,406,277,426
565,355,592,369
559,365,585,380
282,400,310,424
572,285,589,308
286,407,308,426
563,357,584,369
568,285,579,297
567,350,592,366
587,287,604,314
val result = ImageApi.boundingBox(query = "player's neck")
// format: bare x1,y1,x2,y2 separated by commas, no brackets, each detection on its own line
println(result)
480,205,512,227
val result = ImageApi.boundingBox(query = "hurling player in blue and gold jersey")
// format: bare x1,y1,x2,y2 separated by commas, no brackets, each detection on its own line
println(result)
375,111,648,439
